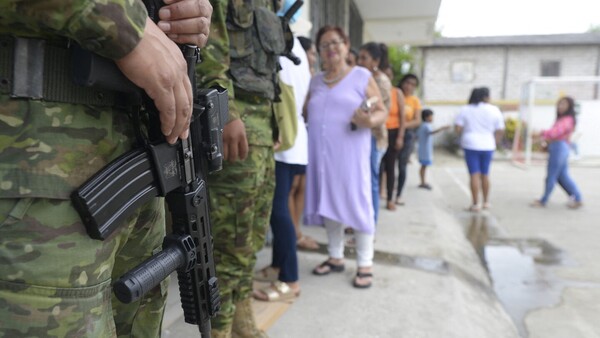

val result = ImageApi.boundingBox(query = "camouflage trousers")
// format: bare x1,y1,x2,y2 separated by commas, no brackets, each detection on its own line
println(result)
0,198,167,338
208,100,276,332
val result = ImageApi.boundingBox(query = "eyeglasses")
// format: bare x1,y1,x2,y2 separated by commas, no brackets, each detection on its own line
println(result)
319,39,343,50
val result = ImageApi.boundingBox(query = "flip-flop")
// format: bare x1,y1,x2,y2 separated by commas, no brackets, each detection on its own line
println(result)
529,200,545,208
312,260,345,276
352,271,373,289
466,205,480,212
253,281,300,302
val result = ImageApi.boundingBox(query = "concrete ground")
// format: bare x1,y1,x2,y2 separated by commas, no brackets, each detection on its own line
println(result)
162,151,600,338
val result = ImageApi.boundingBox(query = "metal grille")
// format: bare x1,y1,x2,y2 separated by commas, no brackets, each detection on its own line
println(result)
348,0,363,48
310,0,363,44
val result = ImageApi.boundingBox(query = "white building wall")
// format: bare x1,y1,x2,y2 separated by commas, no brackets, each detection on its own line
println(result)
423,45,600,103
423,47,506,102
505,46,599,100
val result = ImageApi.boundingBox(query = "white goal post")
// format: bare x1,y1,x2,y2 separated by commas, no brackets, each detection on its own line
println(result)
512,76,600,165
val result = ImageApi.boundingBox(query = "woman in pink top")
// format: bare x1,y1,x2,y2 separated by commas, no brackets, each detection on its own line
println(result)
303,26,386,288
532,96,582,208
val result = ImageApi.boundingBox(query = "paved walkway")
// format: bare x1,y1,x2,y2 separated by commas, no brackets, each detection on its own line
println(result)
162,152,600,338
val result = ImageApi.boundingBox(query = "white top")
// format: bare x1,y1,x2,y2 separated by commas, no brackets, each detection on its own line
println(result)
455,102,505,151
274,36,311,165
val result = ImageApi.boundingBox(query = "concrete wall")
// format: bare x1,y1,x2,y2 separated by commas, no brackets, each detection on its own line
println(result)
422,45,600,102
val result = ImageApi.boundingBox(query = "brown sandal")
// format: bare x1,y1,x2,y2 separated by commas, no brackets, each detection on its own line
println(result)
297,235,319,250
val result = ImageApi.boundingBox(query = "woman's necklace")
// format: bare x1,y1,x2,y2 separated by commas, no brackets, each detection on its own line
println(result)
323,65,349,84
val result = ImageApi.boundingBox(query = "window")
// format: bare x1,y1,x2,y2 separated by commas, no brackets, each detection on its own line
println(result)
540,60,561,77
451,61,474,83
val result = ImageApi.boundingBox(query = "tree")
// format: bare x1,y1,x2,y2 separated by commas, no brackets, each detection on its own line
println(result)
588,24,600,33
387,45,417,85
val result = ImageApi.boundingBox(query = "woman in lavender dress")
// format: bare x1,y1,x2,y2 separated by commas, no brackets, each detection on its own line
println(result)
303,26,387,288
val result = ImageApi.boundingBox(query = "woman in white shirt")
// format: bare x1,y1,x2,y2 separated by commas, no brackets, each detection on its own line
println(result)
454,87,505,212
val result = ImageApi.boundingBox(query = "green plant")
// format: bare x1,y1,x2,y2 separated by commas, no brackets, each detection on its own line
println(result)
387,45,417,85
502,117,519,149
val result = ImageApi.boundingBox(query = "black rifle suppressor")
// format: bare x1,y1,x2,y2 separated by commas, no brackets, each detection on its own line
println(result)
70,0,223,336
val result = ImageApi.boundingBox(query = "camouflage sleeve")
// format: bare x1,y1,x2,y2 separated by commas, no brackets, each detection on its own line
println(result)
0,0,147,60
196,0,240,121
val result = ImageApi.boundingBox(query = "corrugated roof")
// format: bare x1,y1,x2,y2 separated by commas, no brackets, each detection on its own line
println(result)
426,33,600,47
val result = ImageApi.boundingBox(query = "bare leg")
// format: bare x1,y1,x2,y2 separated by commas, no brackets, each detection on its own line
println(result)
470,173,481,206
419,165,426,185
481,175,490,205
290,174,317,250
289,174,303,237
380,171,387,199
292,175,306,230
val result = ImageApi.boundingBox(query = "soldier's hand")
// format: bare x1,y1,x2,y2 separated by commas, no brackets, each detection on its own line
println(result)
222,118,249,162
158,0,212,47
116,18,192,144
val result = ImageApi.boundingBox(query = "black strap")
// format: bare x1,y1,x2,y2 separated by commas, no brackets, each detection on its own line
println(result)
0,36,119,106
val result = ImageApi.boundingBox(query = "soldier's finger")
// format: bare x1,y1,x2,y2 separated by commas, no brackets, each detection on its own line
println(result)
169,81,192,144
237,138,249,161
222,140,230,161
159,0,212,21
159,17,210,46
228,141,239,162
154,89,177,141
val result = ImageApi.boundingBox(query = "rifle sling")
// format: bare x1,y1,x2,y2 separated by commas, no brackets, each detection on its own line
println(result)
0,35,120,106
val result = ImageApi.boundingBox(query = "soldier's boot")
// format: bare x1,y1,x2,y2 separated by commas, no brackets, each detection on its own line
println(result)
231,298,269,338
211,326,233,338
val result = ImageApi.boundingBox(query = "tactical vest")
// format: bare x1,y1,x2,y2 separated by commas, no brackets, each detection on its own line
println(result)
227,0,286,100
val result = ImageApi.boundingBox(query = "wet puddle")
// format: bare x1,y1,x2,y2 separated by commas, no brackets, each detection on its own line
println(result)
308,242,450,275
464,214,598,337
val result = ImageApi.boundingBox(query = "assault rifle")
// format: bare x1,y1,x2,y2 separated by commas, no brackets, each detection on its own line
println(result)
70,1,222,336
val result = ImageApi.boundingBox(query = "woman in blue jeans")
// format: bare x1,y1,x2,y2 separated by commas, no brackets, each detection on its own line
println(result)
357,42,392,223
531,96,583,209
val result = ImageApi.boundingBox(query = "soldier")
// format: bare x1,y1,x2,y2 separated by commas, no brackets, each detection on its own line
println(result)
196,0,290,336
0,0,211,336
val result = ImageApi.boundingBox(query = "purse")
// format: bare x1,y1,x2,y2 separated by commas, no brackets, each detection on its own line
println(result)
273,80,298,152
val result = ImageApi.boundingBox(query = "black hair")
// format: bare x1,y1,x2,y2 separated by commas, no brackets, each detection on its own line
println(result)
557,96,577,126
468,87,490,105
316,25,349,53
349,47,359,58
297,36,313,52
421,108,433,121
359,42,389,70
398,73,419,89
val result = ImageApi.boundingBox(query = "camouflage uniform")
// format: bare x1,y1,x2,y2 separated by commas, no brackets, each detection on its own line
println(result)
197,0,283,335
0,1,167,337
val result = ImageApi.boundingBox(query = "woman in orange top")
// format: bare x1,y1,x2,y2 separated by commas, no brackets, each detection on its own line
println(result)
381,69,406,210
395,74,422,205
